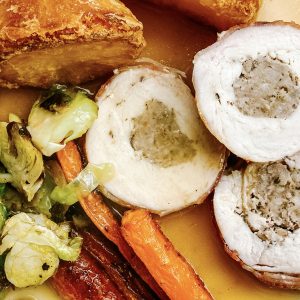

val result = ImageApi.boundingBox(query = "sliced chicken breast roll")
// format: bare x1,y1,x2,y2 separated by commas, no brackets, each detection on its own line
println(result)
193,22,300,162
214,153,300,289
86,64,226,215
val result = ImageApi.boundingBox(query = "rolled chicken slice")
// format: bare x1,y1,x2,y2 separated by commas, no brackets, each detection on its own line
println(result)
193,22,300,162
86,64,226,215
213,152,300,289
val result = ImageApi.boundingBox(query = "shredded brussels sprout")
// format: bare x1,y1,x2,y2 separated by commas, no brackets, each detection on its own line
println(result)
0,174,12,184
50,163,115,205
0,185,24,213
0,185,6,197
8,114,21,123
31,172,55,217
27,85,98,156
0,204,7,232
0,213,82,288
5,243,59,288
31,160,68,219
0,122,44,201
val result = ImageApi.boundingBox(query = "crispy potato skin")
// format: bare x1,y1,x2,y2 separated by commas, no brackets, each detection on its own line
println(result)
0,0,145,88
122,209,213,300
146,0,261,31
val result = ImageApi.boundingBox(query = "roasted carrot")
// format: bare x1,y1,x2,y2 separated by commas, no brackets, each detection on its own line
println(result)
56,141,168,300
80,228,156,300
51,248,126,300
121,209,213,300
56,141,83,182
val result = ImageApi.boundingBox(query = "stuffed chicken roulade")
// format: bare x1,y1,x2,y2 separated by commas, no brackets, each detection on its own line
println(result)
86,64,226,215
193,22,300,162
214,152,300,289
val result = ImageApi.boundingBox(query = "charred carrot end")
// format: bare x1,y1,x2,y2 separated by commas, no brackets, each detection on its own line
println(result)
51,248,126,300
80,192,127,250
80,228,156,300
121,209,213,300
56,141,83,182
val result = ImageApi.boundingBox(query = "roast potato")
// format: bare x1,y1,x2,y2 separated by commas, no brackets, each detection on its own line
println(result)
0,0,145,88
146,0,261,30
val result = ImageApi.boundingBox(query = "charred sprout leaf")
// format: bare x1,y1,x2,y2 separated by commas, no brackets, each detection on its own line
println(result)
3,160,70,220
1,186,24,213
0,251,10,293
32,160,68,220
0,165,10,187
31,171,55,217
0,263,10,295
50,163,115,205
50,203,69,224
1,183,68,222
39,84,72,113
30,161,69,219
0,213,82,288
0,122,44,201
27,85,98,156
0,185,6,198
39,84,93,113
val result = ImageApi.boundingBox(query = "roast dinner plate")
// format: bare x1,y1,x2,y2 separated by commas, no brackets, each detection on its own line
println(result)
2,0,300,299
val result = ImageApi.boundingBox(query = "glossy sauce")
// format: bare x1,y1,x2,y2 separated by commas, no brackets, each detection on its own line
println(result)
2,0,300,299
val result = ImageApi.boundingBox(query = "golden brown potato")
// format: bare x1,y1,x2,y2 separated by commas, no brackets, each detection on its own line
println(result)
0,0,145,88
146,0,261,30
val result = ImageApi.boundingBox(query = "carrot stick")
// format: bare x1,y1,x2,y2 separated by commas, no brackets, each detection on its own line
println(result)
51,248,126,300
56,141,168,300
121,209,213,300
56,141,83,182
80,228,156,300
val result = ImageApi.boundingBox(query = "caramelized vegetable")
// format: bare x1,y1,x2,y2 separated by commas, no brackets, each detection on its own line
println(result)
1,213,82,288
56,142,83,182
28,85,98,156
0,122,44,201
121,209,213,300
52,248,126,300
79,228,156,300
56,141,167,299
51,162,114,206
